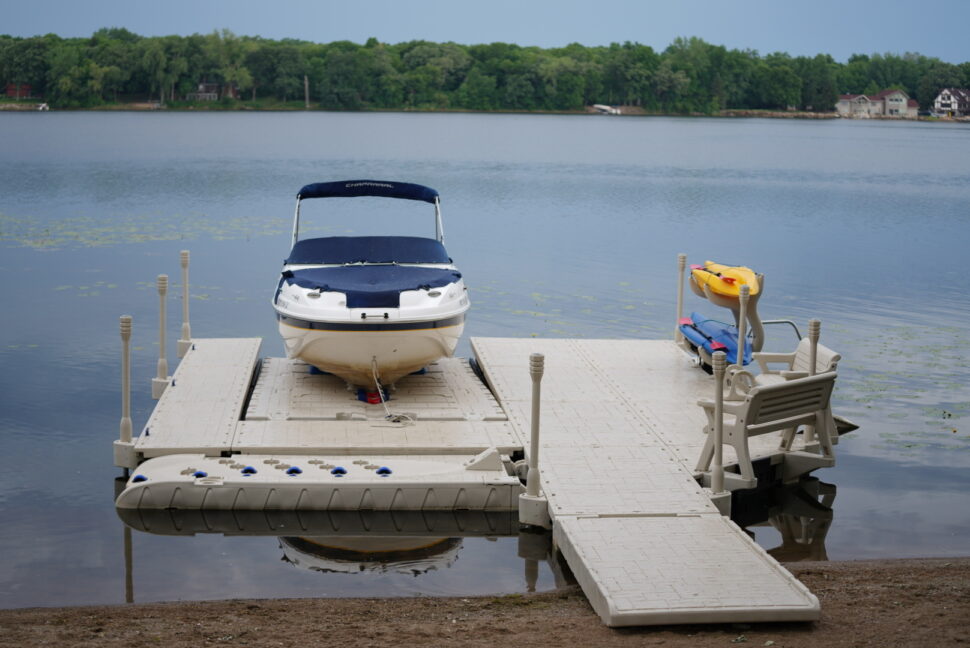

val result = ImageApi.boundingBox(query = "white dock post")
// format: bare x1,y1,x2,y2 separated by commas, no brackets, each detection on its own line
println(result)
120,315,132,442
177,250,192,358
113,315,137,470
808,318,820,376
735,284,749,371
527,353,543,499
675,253,686,342
711,351,727,495
151,274,170,399
803,318,822,443
519,353,551,529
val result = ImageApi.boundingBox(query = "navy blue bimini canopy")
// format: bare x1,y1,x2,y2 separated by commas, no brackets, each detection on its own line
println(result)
286,236,451,265
298,180,439,204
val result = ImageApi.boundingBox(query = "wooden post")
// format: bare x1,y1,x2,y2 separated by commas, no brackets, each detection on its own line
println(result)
712,351,727,494
151,274,169,399
304,75,310,109
177,251,192,358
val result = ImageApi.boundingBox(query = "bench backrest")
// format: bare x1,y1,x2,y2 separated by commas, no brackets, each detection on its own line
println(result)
744,372,837,429
792,338,841,374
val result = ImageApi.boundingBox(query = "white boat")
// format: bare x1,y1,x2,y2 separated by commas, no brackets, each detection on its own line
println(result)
273,180,469,389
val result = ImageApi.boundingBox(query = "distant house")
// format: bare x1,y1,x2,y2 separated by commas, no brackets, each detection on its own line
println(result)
836,89,917,118
932,88,970,117
5,83,32,99
185,82,239,101
186,82,220,101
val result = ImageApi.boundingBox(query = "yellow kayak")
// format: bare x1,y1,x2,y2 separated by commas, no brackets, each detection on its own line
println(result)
690,261,760,298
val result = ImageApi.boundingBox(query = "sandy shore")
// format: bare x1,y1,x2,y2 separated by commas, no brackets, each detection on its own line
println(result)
1,558,967,647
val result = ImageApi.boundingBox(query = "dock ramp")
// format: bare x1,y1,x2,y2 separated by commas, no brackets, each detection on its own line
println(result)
472,337,820,626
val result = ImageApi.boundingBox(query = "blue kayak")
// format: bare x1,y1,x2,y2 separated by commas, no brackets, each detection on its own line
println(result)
679,311,753,366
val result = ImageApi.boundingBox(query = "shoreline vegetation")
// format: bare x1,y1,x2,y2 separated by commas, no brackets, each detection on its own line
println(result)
3,99,966,122
1,558,967,647
2,29,969,115
2,99,966,122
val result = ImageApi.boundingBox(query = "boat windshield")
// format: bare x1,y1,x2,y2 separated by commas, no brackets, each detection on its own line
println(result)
285,236,451,265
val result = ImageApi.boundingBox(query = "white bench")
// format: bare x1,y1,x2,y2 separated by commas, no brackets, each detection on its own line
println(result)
695,372,837,488
753,337,840,386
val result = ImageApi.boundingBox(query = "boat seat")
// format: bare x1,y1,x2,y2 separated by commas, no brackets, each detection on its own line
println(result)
752,338,840,387
695,372,838,487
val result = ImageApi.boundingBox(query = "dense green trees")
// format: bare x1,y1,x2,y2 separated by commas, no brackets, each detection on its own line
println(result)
1,29,967,111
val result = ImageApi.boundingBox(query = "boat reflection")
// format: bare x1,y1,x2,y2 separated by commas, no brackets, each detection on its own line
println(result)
116,507,564,602
279,535,464,576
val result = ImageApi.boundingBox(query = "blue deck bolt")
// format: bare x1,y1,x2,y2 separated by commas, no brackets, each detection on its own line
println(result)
286,466,303,475
192,470,207,478
376,467,392,476
331,466,347,476
132,475,148,483
241,466,257,476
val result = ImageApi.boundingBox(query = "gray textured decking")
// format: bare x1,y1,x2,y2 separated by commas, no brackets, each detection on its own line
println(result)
134,339,515,458
471,337,819,626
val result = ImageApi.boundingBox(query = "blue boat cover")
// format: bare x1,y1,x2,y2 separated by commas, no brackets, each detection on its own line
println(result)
283,265,461,308
679,311,753,366
298,180,439,203
286,236,451,265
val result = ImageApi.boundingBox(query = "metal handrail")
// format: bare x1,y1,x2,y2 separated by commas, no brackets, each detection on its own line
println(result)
762,318,802,341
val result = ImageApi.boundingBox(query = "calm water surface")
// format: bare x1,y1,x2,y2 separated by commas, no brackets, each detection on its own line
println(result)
1,112,968,608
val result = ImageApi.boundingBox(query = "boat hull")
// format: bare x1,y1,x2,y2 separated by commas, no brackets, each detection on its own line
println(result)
277,313,465,387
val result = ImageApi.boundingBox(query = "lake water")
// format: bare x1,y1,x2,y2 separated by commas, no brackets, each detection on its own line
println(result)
1,111,968,609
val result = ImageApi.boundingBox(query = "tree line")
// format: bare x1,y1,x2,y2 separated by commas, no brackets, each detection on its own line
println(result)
2,28,969,112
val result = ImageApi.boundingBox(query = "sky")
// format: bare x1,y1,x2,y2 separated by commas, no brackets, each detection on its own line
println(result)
3,0,968,63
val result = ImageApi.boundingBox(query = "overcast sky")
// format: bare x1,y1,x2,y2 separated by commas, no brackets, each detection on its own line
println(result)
4,0,967,63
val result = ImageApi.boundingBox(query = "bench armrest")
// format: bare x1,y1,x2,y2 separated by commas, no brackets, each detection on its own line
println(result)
752,351,796,373
696,397,746,414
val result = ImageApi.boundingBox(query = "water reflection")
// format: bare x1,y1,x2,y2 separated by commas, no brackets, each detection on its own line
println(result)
115,508,568,603
734,477,836,563
115,474,837,605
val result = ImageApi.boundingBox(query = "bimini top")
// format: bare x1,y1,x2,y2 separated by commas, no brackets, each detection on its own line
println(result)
298,180,439,204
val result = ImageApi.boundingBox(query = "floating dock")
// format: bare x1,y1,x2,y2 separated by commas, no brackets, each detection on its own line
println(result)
114,332,839,626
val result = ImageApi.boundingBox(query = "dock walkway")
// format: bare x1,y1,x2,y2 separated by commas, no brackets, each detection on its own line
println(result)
472,338,819,626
